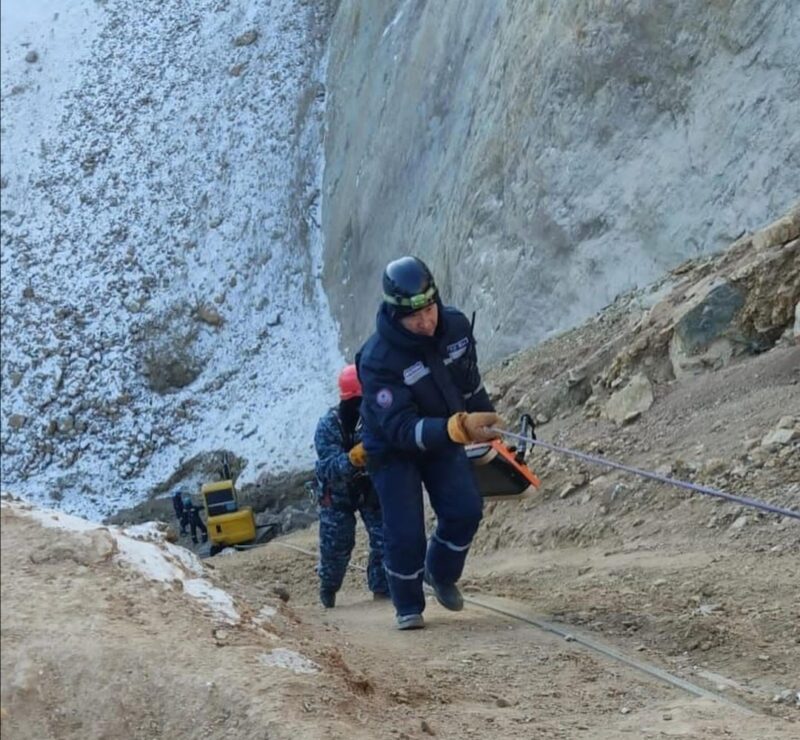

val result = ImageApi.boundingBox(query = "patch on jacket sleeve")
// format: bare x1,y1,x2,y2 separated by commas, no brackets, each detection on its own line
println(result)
376,388,393,409
402,361,430,385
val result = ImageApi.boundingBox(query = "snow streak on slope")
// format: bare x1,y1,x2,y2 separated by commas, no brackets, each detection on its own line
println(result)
3,497,240,623
1,0,343,519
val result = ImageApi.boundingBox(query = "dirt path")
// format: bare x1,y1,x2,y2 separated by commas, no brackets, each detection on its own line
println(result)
201,346,800,739
3,498,795,739
210,524,798,739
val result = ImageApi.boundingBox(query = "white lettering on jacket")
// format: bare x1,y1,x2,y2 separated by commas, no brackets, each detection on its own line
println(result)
403,361,431,385
446,337,469,361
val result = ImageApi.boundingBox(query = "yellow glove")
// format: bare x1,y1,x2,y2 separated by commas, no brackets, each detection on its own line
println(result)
348,442,367,467
447,413,472,444
447,412,502,444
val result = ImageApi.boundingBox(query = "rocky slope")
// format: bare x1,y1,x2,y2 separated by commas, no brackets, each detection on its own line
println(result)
321,0,800,361
0,0,342,517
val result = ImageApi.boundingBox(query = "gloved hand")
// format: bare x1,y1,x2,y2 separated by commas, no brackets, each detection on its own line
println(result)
447,411,502,444
348,442,367,467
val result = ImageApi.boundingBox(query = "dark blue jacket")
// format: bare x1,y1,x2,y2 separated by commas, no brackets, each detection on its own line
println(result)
357,302,494,459
171,491,185,518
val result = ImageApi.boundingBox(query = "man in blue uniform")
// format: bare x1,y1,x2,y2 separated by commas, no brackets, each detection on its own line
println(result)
181,491,208,545
314,364,390,608
356,256,501,630
171,489,188,535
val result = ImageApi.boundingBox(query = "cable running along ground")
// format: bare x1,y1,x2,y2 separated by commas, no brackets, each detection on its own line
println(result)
268,541,755,714
492,428,800,521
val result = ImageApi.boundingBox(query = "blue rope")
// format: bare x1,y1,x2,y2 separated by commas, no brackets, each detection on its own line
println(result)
493,428,800,521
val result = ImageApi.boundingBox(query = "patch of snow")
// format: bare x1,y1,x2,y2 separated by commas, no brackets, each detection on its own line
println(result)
0,0,101,178
254,605,277,624
18,499,100,534
381,0,411,41
123,521,169,542
183,578,238,624
4,498,237,622
258,648,319,674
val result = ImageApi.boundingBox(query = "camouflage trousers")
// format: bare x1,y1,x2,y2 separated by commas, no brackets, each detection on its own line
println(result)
317,504,388,596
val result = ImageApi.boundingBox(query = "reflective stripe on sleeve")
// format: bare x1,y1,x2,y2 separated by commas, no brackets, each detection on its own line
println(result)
414,419,427,451
463,383,484,400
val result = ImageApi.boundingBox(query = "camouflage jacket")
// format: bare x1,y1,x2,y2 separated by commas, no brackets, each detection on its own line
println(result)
314,407,376,509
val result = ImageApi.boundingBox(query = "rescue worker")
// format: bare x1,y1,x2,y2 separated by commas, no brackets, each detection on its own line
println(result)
181,491,208,545
314,364,390,608
171,489,188,535
356,256,501,630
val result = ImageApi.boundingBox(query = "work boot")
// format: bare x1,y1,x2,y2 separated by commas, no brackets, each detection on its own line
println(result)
395,613,425,630
424,569,463,611
320,589,336,609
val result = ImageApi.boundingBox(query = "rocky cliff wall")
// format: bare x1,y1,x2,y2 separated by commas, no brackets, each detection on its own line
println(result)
321,0,800,361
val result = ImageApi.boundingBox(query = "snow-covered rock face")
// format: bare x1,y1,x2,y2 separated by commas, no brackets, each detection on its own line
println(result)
1,0,343,519
321,1,800,362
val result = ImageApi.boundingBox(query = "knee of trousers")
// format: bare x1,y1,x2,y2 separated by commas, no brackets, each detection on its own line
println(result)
436,509,482,546
383,530,426,567
382,527,426,575
382,510,425,550
457,495,483,525
319,508,355,541
319,528,352,565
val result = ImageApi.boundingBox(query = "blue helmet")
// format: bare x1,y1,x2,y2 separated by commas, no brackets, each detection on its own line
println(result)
382,256,438,315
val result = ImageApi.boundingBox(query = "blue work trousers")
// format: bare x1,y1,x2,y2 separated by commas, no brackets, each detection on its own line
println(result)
318,504,388,596
370,444,483,616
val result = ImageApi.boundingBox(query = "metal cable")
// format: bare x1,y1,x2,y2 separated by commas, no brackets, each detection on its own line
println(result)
268,541,755,714
463,594,754,714
492,428,800,521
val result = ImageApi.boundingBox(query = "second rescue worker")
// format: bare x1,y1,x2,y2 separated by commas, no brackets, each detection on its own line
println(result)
355,256,501,630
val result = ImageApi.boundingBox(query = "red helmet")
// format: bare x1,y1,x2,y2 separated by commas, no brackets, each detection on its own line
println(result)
338,364,362,400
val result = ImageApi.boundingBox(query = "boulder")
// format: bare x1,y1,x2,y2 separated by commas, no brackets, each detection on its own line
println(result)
8,414,28,431
761,428,797,451
669,282,744,378
604,373,654,425
233,30,258,47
